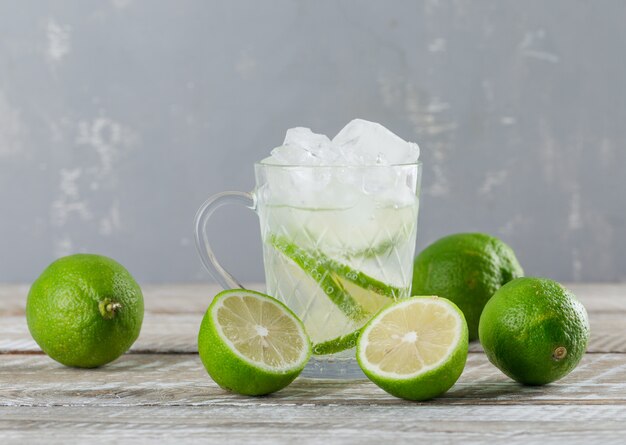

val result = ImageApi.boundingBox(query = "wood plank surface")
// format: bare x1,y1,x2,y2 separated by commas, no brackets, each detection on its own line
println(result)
1,283,625,444
3,283,624,315
2,310,624,354
1,353,626,444
1,283,625,353
1,404,625,445
1,353,626,407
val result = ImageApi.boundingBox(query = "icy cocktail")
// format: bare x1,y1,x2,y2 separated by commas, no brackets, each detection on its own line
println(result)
195,120,421,378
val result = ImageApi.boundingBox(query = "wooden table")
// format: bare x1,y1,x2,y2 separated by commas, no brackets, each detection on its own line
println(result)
1,284,625,444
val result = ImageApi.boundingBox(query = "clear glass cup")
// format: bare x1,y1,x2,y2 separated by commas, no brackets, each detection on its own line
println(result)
194,162,421,379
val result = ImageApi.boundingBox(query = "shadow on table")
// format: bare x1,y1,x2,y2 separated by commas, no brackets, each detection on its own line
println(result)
261,377,544,405
441,382,536,402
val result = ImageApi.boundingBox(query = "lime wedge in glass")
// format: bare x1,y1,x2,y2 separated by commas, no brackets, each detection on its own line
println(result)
268,234,408,354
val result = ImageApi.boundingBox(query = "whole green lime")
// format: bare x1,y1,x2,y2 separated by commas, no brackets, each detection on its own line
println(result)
479,277,589,385
411,233,523,340
26,254,144,368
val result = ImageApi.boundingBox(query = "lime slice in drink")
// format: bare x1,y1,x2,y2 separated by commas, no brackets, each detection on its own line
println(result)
266,245,363,352
269,234,366,320
311,329,362,355
198,289,311,396
333,276,395,315
268,234,412,354
270,234,404,311
357,296,469,401
323,256,405,299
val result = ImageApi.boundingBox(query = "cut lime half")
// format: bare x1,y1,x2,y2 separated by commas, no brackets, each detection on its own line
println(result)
198,289,311,395
357,296,468,401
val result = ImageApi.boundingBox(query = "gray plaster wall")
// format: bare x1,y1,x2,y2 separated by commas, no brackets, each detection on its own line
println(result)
0,0,624,284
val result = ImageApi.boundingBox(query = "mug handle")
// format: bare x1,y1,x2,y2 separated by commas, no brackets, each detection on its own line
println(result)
194,191,256,289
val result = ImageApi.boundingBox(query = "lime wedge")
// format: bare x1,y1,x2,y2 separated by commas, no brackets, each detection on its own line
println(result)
322,255,405,300
311,329,362,355
198,289,311,395
333,276,393,315
269,234,366,320
265,243,363,353
268,234,410,355
357,296,469,401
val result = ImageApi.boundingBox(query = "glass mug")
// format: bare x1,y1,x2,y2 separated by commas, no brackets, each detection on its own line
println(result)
194,162,421,379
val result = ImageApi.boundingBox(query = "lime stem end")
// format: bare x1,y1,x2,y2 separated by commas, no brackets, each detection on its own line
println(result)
552,346,567,361
99,299,122,319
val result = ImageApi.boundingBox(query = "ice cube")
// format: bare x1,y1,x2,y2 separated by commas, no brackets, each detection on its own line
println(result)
269,144,317,165
260,120,419,208
284,127,331,150
281,127,339,165
262,128,335,205
332,119,419,165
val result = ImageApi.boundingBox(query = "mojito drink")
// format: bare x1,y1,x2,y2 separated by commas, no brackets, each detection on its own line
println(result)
255,120,421,377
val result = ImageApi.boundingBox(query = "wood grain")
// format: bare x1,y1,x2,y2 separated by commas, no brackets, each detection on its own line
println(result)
1,283,625,353
1,283,625,444
1,404,625,445
2,283,624,315
1,353,625,407
1,353,626,443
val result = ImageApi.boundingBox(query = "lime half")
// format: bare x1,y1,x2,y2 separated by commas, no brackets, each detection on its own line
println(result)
198,289,311,395
357,296,469,401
